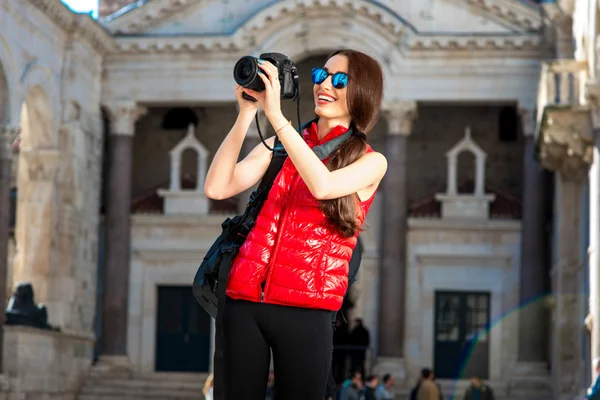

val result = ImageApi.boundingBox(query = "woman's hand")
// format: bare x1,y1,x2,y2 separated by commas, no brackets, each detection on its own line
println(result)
242,59,283,120
235,84,259,114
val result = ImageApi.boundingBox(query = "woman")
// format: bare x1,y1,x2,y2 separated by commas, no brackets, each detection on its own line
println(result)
204,49,387,399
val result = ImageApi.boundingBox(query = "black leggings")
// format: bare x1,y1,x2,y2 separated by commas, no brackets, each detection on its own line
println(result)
221,297,333,400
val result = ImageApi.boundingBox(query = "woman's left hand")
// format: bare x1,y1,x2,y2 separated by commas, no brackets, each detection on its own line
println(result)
242,59,283,120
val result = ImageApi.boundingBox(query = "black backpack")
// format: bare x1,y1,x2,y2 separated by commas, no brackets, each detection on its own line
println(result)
192,121,363,399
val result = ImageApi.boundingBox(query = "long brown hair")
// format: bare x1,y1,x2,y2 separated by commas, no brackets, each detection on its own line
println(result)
319,49,384,237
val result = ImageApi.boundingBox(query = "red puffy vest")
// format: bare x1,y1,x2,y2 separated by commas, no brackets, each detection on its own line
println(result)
226,123,376,311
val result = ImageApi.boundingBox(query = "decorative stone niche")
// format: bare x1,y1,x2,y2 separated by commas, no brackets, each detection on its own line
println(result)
435,127,495,220
157,124,210,215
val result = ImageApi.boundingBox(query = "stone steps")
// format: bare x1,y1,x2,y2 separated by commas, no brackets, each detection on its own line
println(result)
77,370,210,400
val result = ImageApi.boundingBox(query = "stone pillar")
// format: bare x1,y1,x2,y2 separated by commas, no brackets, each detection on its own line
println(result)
237,110,267,213
11,146,61,314
99,101,146,365
375,101,417,379
0,125,18,373
517,108,551,370
551,175,583,400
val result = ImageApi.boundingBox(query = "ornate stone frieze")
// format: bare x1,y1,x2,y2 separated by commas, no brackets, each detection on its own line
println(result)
536,106,593,182
407,34,543,55
115,36,244,54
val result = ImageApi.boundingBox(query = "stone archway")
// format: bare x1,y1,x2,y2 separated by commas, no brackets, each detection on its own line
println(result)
11,83,62,326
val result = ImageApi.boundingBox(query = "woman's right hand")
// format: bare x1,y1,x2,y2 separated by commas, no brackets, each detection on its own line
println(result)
235,84,259,114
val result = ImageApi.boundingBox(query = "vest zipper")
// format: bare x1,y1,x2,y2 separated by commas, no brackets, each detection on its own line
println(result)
261,174,302,303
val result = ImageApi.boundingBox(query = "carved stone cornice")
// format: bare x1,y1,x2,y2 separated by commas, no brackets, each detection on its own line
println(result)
407,34,543,56
102,0,201,34
114,33,544,57
103,100,147,136
382,101,418,136
536,106,593,182
462,0,543,31
29,0,117,55
115,36,243,54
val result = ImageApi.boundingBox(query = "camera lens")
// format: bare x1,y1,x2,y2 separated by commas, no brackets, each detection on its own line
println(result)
236,59,254,81
233,56,265,92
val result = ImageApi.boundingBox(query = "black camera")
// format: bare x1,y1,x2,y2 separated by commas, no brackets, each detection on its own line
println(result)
233,52,298,102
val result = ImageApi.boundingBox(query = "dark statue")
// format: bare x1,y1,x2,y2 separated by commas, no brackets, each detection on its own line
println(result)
5,283,57,331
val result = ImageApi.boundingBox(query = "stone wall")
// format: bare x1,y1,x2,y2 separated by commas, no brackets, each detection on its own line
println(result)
2,325,95,400
2,0,107,334
0,2,110,399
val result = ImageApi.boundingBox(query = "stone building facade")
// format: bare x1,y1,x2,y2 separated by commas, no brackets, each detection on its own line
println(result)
1,0,596,399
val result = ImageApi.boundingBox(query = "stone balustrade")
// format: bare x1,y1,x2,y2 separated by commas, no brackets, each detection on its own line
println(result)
535,59,593,182
537,59,589,119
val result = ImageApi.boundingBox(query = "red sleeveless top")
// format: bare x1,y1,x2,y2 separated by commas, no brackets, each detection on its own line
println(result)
226,123,376,311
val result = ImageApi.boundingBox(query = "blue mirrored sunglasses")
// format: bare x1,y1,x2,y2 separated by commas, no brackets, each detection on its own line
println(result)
312,68,349,89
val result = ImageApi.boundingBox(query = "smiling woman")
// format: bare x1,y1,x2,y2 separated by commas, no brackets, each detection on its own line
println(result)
203,49,386,400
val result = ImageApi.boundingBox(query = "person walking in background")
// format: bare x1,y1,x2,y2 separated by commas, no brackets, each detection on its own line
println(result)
410,374,422,400
462,376,495,400
431,370,444,400
349,318,370,378
363,375,378,400
375,374,395,399
340,371,363,400
417,369,440,400
333,318,351,383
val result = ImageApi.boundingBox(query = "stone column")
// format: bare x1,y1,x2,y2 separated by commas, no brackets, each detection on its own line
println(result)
551,175,583,399
375,101,417,377
517,108,551,369
99,101,146,365
0,125,18,373
237,110,268,213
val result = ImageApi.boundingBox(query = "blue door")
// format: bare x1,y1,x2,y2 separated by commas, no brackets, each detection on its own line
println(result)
155,286,212,372
434,291,490,380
